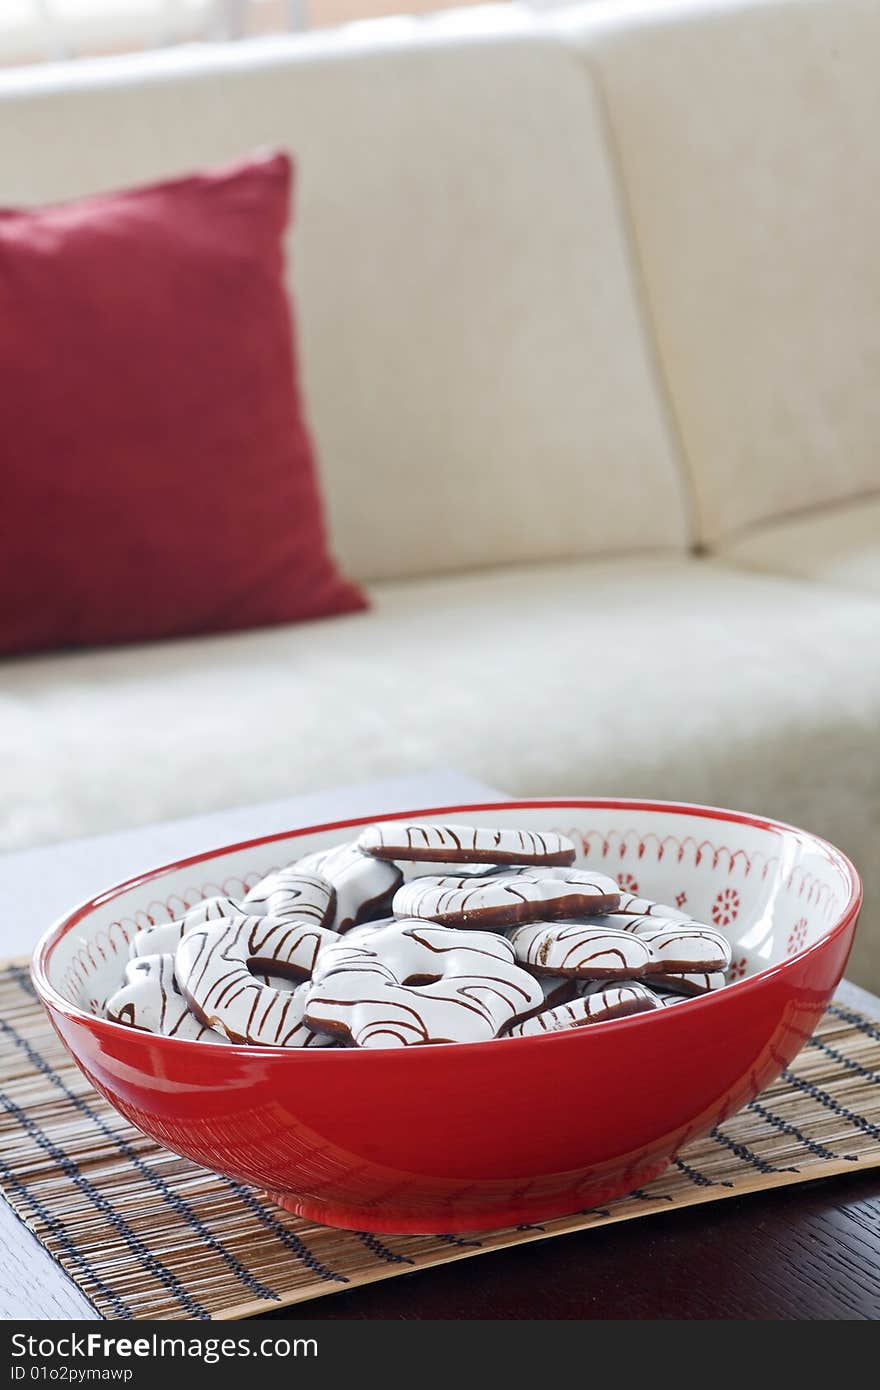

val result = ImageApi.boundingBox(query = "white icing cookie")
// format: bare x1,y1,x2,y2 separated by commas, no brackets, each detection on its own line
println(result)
392,868,620,930
305,920,544,1047
650,970,726,997
507,982,662,1037
243,868,335,927
637,924,732,974
601,912,686,936
105,954,229,1043
358,822,576,867
581,912,730,969
615,894,692,921
182,895,248,924
130,895,246,959
507,920,652,979
294,841,402,933
341,916,398,944
176,914,340,1045
407,861,507,879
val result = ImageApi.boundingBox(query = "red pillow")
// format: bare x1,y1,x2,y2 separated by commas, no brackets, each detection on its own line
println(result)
0,152,366,655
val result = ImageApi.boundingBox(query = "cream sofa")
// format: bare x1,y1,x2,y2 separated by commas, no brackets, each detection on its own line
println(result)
1,0,879,985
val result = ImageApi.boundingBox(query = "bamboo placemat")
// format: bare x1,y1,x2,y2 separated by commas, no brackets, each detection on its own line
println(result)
2,959,879,1321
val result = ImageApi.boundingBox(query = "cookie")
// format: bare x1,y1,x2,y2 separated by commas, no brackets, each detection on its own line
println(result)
637,924,732,974
509,974,580,1026
392,867,620,930
650,970,726,997
243,868,335,928
181,895,247,924
615,894,692,921
339,915,398,943
105,954,229,1043
175,914,340,1045
130,895,245,959
603,912,688,936
358,822,576,867
507,921,652,979
507,982,662,1037
294,841,402,933
537,974,580,1008
411,861,510,878
305,919,544,1047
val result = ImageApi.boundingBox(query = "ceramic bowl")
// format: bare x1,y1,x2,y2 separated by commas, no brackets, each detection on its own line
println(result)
32,799,861,1232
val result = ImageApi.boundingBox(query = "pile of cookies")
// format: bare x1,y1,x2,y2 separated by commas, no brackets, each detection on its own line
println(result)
104,822,733,1049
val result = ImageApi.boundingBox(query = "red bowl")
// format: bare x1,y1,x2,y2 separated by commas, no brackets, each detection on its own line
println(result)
32,799,861,1232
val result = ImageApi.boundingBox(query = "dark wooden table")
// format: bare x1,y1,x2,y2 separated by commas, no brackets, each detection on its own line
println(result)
262,979,880,1321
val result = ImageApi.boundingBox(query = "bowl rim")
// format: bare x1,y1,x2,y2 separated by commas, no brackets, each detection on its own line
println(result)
31,797,863,1058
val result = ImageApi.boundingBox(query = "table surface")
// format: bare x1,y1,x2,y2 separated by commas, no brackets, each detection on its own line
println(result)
2,771,878,1322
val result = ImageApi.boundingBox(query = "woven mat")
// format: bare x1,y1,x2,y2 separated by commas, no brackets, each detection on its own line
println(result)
2,961,880,1321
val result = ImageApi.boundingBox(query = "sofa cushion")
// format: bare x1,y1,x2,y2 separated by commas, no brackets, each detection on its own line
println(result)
562,0,880,542
720,497,880,594
0,151,366,655
0,12,689,582
2,555,878,984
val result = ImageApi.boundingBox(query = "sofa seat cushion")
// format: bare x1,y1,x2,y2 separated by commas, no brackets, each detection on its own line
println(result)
719,497,880,595
2,555,878,982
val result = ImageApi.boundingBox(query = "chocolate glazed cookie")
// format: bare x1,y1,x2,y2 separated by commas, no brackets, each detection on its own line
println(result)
130,895,247,959
294,840,402,933
243,868,336,927
358,823,576,867
105,954,229,1044
507,982,663,1036
651,971,727,997
304,920,544,1047
637,924,732,975
175,914,339,1046
392,868,621,929
506,921,653,979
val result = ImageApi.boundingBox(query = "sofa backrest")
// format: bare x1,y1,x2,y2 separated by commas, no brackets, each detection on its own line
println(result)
561,0,880,545
0,10,688,583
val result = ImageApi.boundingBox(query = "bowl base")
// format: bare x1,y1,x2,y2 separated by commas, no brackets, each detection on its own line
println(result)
263,1156,673,1234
